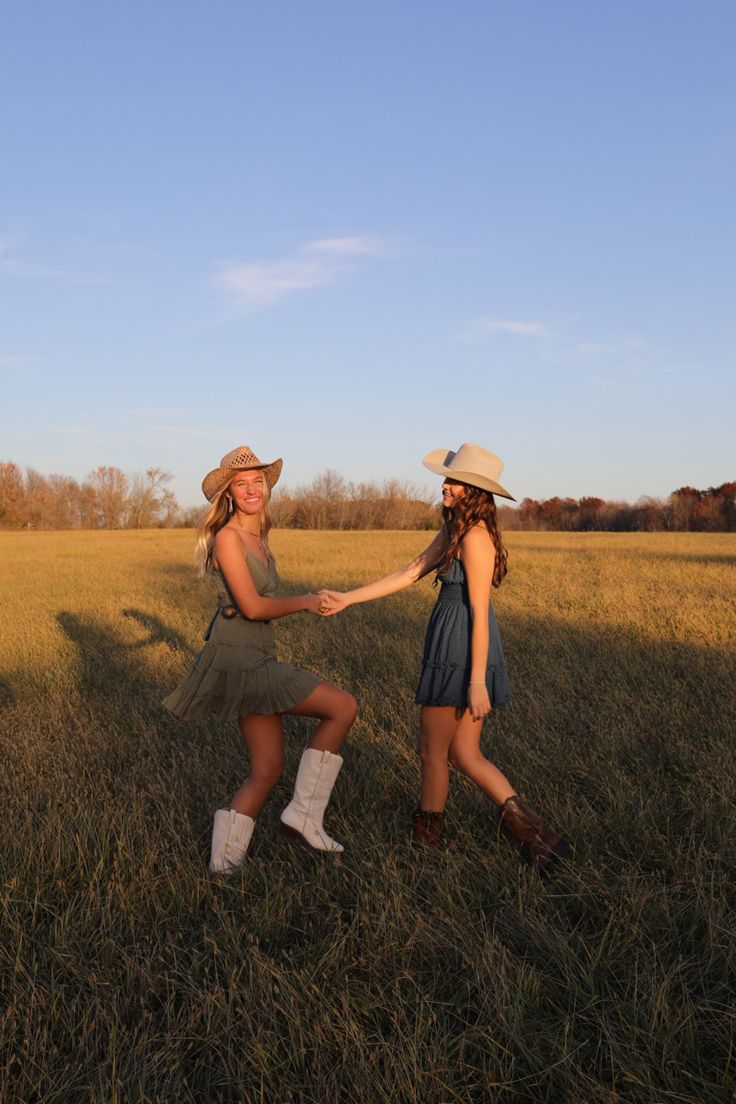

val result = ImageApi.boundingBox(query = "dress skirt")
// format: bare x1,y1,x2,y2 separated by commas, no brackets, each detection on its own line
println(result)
414,557,512,710
163,552,320,722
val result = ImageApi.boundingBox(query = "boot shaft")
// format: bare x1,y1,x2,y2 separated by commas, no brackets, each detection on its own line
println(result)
412,809,445,849
209,808,255,874
499,794,571,873
279,748,344,853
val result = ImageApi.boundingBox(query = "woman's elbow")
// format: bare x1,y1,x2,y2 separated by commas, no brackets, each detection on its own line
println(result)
238,599,265,620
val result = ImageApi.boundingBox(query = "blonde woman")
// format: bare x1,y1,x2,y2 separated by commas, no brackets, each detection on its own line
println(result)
164,446,357,873
321,443,570,874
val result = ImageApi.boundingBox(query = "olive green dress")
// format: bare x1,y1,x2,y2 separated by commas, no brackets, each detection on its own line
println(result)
163,547,320,722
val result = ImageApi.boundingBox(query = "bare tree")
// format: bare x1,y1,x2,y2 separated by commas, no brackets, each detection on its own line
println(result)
2,459,735,532
0,461,26,528
24,468,54,529
47,474,82,529
125,468,175,528
87,466,128,529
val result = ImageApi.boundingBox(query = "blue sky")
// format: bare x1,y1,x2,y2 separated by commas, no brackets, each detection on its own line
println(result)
1,1,733,507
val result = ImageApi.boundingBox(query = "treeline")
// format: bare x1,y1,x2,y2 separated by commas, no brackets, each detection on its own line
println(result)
270,471,438,530
504,484,736,532
0,462,194,530
0,462,436,531
1,460,734,532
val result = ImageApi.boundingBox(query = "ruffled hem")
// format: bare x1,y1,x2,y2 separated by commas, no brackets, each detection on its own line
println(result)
414,662,512,710
162,642,321,722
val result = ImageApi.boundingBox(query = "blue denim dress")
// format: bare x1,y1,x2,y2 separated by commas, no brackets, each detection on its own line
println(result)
415,557,512,710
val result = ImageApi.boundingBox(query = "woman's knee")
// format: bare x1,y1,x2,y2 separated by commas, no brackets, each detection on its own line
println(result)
332,689,358,727
251,755,285,789
448,748,483,776
417,734,448,768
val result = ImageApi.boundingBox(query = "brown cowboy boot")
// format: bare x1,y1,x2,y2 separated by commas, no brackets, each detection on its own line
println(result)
499,795,571,874
412,809,445,849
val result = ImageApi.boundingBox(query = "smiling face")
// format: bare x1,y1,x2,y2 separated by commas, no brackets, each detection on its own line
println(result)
228,469,268,518
441,479,467,509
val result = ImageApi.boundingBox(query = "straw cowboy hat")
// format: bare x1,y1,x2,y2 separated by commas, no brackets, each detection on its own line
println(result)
202,445,283,502
422,442,515,501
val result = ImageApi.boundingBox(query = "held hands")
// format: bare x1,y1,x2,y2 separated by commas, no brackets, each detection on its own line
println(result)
318,590,349,617
304,590,348,616
304,593,326,615
468,682,492,722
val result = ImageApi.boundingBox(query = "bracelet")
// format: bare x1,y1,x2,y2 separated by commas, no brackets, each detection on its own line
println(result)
469,680,485,685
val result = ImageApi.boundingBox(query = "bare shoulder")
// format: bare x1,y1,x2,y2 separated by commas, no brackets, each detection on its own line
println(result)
462,522,495,551
213,525,242,573
214,525,238,549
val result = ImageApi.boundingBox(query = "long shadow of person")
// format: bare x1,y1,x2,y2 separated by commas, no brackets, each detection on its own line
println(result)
122,607,196,657
54,610,225,834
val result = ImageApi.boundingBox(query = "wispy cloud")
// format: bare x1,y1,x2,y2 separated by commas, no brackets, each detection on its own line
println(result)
121,406,197,421
569,336,648,360
0,355,36,369
456,311,684,393
0,225,109,285
458,316,550,343
212,234,392,308
214,259,335,306
47,422,239,444
305,236,390,257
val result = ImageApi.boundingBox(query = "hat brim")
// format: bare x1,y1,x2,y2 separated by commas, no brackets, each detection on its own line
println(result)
202,458,283,502
422,450,515,501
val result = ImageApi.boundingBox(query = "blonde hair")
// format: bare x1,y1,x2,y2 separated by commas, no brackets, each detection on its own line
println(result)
194,476,273,576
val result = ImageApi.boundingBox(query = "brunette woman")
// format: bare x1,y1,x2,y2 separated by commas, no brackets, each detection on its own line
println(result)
320,443,570,873
164,445,357,873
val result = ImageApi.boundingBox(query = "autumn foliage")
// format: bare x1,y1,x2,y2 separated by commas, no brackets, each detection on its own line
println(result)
505,484,736,532
0,463,181,530
0,460,734,531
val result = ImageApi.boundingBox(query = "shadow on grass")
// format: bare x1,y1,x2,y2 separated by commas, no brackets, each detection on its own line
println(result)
122,607,195,656
57,610,161,702
9,591,734,1103
0,676,16,710
290,587,736,863
53,596,400,842
53,581,736,885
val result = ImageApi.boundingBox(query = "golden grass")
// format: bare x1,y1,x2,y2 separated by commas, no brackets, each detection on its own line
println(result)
1,529,735,1103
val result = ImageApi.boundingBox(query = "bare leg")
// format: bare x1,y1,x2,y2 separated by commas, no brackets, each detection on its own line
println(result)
281,683,357,853
447,709,516,806
230,713,285,818
417,706,462,810
285,682,358,752
227,684,356,822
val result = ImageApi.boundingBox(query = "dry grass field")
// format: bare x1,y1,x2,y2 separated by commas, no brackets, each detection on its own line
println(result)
1,529,735,1103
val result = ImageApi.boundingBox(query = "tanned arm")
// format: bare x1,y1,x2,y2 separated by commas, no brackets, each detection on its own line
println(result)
214,528,321,619
460,524,495,720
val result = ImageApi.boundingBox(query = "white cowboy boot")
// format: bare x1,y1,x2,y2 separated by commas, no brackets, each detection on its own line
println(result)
209,808,255,874
280,748,344,852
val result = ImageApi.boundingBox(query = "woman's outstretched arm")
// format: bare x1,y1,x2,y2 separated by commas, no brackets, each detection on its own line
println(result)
215,529,322,620
320,529,448,615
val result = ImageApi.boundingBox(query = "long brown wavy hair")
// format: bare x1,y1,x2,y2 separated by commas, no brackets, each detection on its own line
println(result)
194,476,273,576
436,483,508,588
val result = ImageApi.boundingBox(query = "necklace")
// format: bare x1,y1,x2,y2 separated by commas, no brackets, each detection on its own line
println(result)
232,517,265,548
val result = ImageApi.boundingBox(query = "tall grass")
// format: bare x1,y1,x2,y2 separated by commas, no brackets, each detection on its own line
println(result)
1,530,735,1103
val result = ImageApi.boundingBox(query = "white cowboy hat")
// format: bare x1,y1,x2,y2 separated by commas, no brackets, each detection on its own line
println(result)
202,445,283,502
422,442,515,500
